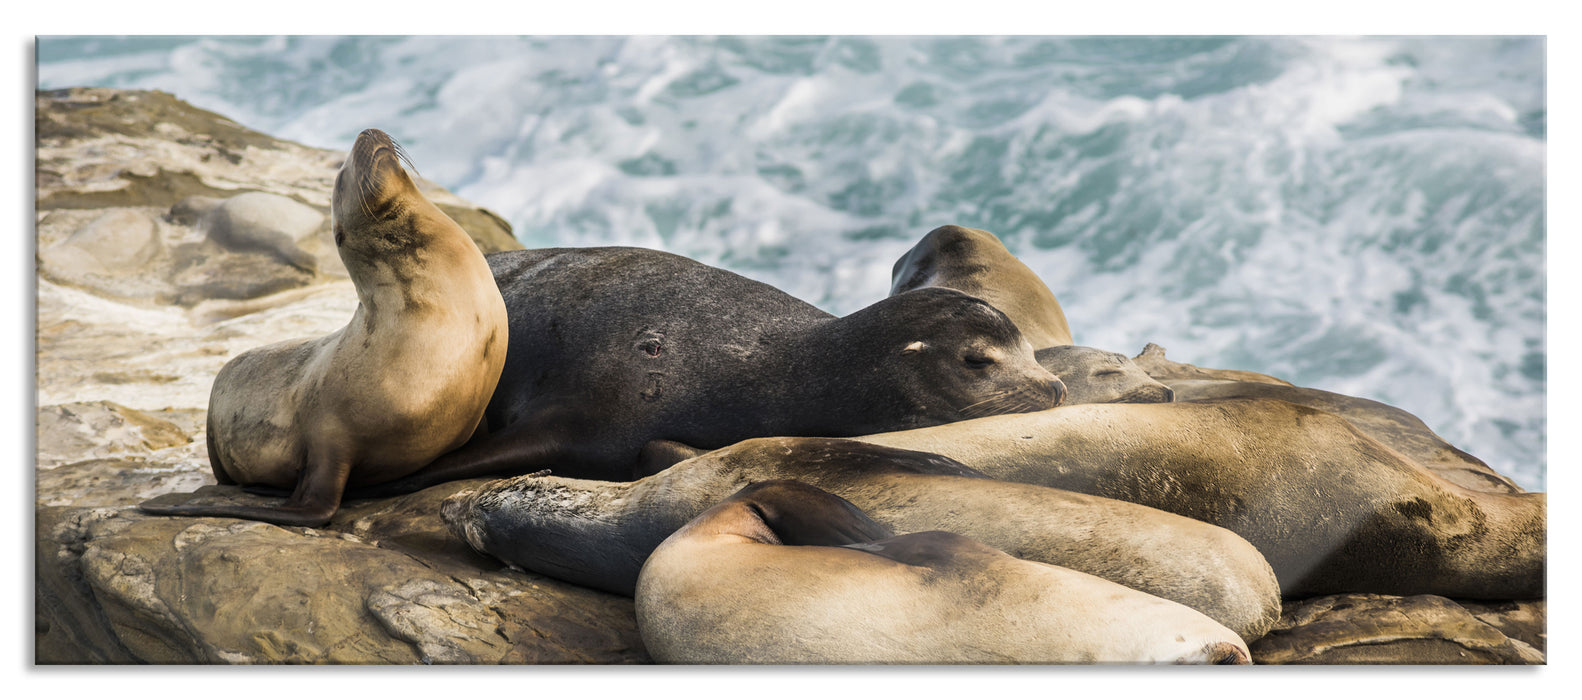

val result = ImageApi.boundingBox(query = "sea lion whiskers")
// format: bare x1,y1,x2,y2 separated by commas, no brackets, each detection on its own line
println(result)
352,131,418,221
957,386,1053,418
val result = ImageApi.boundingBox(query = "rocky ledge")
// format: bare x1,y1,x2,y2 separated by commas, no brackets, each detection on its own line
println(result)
33,88,1543,665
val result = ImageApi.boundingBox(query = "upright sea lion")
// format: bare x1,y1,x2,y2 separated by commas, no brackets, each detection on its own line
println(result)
375,247,1065,491
890,224,1073,347
633,480,1252,664
442,437,1280,640
138,129,509,527
854,399,1545,600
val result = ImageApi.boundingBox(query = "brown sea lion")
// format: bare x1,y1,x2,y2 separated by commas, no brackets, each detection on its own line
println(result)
854,399,1545,600
1168,379,1523,494
442,436,1280,640
1036,344,1175,404
633,480,1252,664
890,224,1074,347
138,129,509,527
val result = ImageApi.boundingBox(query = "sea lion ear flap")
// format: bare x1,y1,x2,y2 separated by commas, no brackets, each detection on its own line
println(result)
902,341,927,355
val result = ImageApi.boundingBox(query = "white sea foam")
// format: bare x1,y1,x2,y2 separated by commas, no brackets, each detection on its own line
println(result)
37,35,1547,489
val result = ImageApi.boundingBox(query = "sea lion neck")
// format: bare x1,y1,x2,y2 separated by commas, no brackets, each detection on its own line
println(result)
779,309,923,433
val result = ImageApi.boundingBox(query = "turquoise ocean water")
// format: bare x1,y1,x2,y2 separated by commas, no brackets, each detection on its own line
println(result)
36,36,1547,490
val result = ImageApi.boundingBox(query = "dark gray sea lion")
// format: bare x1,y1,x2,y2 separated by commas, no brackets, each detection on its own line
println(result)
378,247,1065,491
633,479,1252,664
890,224,1073,347
1036,344,1175,404
854,399,1545,600
138,129,509,527
441,436,1280,640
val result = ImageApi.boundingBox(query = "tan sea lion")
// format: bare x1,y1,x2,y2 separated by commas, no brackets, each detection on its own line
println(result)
890,224,1074,347
138,129,509,527
633,479,1252,664
853,399,1544,600
1036,344,1175,404
1168,379,1523,494
442,437,1281,640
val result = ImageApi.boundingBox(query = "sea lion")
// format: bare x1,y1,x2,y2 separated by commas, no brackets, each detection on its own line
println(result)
1036,344,1174,404
887,226,1170,404
138,129,509,527
633,479,1252,664
444,437,1280,640
374,247,1065,491
1168,379,1523,494
890,224,1073,347
854,398,1545,600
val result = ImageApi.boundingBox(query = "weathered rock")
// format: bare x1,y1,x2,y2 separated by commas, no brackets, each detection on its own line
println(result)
36,401,193,468
35,87,523,307
37,480,650,665
1460,599,1547,653
37,458,211,509
174,192,324,271
40,210,162,277
1250,594,1545,664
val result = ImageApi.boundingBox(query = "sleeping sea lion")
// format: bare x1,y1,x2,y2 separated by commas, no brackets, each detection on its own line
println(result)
634,480,1252,664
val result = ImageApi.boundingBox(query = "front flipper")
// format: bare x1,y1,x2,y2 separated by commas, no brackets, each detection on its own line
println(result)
138,454,352,528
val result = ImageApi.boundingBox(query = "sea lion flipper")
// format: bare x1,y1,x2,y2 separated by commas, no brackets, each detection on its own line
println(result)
139,454,351,528
734,480,894,547
841,530,991,570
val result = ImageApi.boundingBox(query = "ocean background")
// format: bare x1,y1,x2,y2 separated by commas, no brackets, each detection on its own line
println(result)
35,35,1547,490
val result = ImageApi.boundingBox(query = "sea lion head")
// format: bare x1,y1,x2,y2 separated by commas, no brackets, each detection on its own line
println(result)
330,129,462,271
888,224,1002,296
1035,345,1175,404
852,287,1066,425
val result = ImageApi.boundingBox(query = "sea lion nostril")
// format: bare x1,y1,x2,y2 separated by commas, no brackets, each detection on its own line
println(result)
1049,378,1068,407
1208,642,1251,664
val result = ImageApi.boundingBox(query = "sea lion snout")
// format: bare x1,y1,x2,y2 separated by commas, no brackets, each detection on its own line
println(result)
1047,376,1068,407
1200,641,1252,665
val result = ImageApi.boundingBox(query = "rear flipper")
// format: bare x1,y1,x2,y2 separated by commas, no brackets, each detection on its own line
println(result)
138,453,352,528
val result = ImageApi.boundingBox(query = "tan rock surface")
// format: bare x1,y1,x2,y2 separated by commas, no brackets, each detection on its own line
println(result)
1250,593,1544,665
